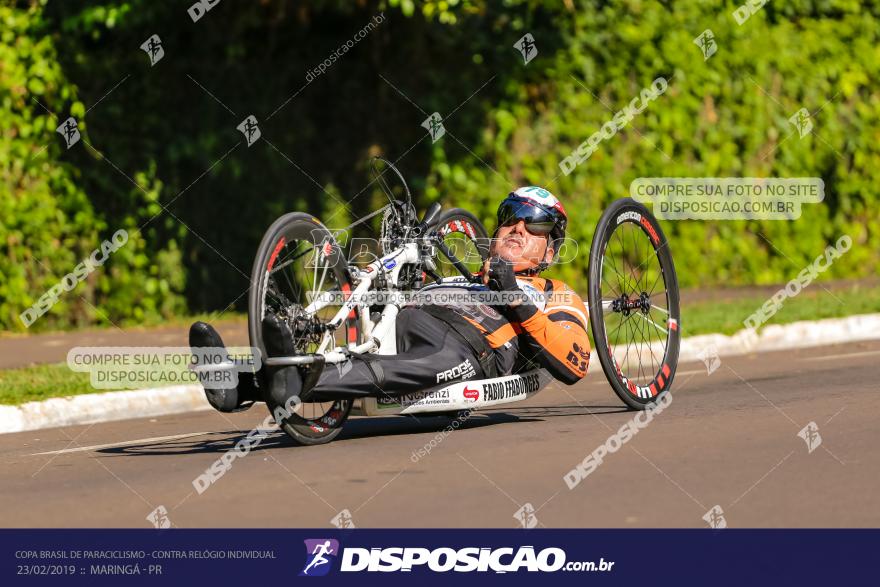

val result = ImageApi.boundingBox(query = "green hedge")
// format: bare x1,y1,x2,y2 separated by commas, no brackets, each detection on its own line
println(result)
0,3,185,332
1,0,877,331
419,0,880,290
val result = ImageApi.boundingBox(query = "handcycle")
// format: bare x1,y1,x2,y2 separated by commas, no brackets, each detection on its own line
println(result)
230,160,680,445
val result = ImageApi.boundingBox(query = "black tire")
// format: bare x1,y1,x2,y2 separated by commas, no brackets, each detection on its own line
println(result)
587,198,681,410
248,213,358,445
429,208,490,280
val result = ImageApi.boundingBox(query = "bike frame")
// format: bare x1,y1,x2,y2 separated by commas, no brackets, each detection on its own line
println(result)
263,241,426,368
262,235,616,370
190,208,620,416
252,226,622,415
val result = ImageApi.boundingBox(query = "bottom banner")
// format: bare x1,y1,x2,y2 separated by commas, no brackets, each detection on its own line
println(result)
3,529,875,585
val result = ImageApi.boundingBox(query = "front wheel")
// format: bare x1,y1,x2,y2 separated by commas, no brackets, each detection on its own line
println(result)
248,212,357,445
428,208,490,281
587,198,681,410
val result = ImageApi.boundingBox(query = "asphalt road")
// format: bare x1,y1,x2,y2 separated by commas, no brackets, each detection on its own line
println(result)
1,339,877,528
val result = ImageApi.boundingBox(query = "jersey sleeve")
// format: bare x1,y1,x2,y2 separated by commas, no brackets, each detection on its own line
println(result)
507,280,590,384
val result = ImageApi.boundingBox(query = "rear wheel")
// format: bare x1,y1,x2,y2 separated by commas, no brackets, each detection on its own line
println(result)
587,198,680,410
428,208,490,280
248,213,358,445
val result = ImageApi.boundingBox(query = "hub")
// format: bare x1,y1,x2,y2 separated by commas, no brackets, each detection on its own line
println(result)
612,292,651,316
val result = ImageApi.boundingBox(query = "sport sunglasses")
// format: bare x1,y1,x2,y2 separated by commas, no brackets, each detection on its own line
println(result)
497,199,557,236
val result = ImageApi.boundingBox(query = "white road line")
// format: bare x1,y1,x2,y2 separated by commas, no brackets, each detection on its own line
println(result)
672,369,708,377
800,349,880,362
30,432,212,456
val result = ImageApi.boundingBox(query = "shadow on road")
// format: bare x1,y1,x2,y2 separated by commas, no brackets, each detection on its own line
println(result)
97,404,630,456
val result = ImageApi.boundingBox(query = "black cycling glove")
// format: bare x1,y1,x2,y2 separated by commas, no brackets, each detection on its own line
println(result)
486,257,538,322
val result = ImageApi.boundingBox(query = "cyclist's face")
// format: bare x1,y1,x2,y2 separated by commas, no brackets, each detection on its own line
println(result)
491,220,554,271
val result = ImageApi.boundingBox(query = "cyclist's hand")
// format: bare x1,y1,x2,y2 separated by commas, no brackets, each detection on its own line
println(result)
486,256,531,311
487,256,520,292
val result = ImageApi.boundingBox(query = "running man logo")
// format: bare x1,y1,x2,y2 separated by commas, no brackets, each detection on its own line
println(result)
696,345,721,375
798,421,822,453
140,34,164,66
693,29,717,61
237,115,261,147
702,505,727,529
421,112,445,143
330,508,356,529
56,117,81,149
334,358,354,379
513,503,538,529
789,108,813,138
514,33,538,65
145,505,172,529
300,539,340,577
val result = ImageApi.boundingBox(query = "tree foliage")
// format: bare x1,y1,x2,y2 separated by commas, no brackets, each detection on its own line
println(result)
1,0,877,331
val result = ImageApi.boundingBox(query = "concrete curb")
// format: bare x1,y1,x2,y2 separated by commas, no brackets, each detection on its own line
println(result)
611,313,880,369
0,385,209,435
2,313,879,434
678,312,880,363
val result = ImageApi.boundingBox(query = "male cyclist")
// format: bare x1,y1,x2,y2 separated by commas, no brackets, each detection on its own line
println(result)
190,186,590,412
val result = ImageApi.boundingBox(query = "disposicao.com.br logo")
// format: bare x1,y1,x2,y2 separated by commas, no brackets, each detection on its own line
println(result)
300,540,614,574
300,539,340,577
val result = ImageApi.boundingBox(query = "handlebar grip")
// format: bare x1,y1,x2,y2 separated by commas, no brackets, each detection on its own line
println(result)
418,202,442,232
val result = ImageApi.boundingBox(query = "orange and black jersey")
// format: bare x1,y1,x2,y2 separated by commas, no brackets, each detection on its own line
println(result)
413,276,590,384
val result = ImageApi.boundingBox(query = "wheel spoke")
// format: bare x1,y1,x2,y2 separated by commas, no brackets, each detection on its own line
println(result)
634,311,668,335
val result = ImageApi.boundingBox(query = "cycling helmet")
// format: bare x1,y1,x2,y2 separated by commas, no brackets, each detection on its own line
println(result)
496,186,568,271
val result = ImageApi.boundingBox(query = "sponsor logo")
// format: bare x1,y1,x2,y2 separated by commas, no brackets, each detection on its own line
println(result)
463,386,479,402
616,210,641,224
477,303,501,319
565,342,590,373
481,373,539,402
437,358,476,383
384,259,397,270
377,389,452,409
517,281,546,310
639,216,660,245
301,539,339,576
